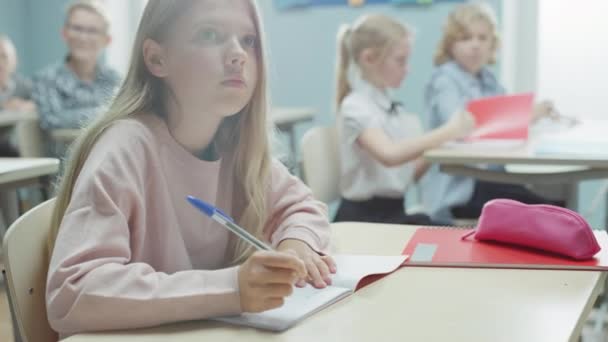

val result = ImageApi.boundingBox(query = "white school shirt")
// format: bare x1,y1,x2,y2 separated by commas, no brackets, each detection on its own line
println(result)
338,78,417,201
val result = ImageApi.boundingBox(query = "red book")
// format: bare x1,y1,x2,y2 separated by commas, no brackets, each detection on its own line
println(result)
401,227,608,271
466,93,534,141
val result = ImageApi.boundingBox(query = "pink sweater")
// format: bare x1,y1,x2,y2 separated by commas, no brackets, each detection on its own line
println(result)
46,114,331,336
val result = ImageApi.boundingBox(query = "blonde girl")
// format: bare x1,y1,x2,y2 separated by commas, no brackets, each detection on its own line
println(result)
334,14,473,224
46,0,335,337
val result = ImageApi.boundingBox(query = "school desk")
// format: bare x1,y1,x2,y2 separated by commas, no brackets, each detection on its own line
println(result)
271,107,315,174
0,111,37,129
424,143,608,213
0,157,59,235
64,222,604,342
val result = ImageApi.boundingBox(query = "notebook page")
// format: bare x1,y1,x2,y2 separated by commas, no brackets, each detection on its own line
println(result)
213,285,350,331
212,254,407,331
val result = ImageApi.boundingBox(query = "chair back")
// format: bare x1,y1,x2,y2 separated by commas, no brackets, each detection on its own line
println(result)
2,199,58,342
301,126,340,204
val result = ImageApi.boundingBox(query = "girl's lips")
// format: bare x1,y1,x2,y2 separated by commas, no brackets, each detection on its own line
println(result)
221,79,246,88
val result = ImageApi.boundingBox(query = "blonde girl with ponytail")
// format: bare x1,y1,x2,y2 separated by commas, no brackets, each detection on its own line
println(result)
334,14,474,224
46,0,335,337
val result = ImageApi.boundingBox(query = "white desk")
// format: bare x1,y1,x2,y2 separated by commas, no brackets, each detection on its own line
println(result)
271,107,315,173
0,111,37,129
0,158,59,191
0,158,59,234
425,143,608,212
0,111,43,157
64,222,604,342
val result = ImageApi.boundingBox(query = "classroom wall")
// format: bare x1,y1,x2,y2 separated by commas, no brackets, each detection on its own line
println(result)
0,0,29,75
23,0,70,76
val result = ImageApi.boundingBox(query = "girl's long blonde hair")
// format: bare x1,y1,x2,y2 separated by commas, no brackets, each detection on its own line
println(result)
334,14,411,109
48,0,272,265
434,1,500,66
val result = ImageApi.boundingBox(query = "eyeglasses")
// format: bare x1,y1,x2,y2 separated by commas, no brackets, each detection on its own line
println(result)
66,23,106,37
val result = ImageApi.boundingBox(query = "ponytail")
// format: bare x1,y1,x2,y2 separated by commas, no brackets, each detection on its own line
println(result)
335,24,352,110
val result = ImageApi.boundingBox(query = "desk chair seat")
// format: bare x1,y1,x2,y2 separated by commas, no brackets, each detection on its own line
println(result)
2,198,58,342
301,125,340,205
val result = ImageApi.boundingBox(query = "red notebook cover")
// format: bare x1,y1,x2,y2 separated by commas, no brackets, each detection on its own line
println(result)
402,227,608,271
466,93,534,141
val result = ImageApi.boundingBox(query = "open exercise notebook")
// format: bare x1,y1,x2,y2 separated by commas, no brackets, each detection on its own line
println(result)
213,254,408,331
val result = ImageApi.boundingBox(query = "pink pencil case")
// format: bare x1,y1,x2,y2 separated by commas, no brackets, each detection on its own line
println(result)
462,199,601,260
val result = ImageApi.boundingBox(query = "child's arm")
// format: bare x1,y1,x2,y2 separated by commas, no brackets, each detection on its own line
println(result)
264,160,331,254
343,99,473,167
264,160,334,288
355,119,468,167
46,126,242,335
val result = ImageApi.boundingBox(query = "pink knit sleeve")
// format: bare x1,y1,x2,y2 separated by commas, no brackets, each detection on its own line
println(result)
264,159,332,254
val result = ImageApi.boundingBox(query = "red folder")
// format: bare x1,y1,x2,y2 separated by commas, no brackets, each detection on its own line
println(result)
401,227,608,271
466,93,534,140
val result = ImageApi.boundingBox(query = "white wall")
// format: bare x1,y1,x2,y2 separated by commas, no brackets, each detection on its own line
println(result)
105,0,147,75
500,0,539,93
537,0,608,119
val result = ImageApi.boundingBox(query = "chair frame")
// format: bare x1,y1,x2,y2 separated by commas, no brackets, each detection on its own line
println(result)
2,198,58,342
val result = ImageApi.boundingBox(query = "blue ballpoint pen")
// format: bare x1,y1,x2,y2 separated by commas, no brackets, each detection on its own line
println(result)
186,195,273,251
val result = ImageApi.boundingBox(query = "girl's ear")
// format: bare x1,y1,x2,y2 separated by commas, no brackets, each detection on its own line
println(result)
143,38,168,78
359,47,380,68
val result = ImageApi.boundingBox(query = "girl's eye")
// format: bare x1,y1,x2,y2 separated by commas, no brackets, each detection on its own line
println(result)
196,28,221,44
242,35,258,49
462,33,472,41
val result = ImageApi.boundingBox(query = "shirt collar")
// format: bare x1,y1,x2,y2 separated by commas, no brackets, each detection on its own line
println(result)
348,65,393,113
60,56,107,84
443,60,497,90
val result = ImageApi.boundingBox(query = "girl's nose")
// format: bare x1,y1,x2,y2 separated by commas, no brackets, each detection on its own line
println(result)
226,38,246,68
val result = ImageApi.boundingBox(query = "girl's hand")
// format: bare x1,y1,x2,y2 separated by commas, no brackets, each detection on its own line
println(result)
3,98,36,112
238,251,306,312
445,110,475,139
533,100,578,126
532,100,554,122
277,239,337,289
